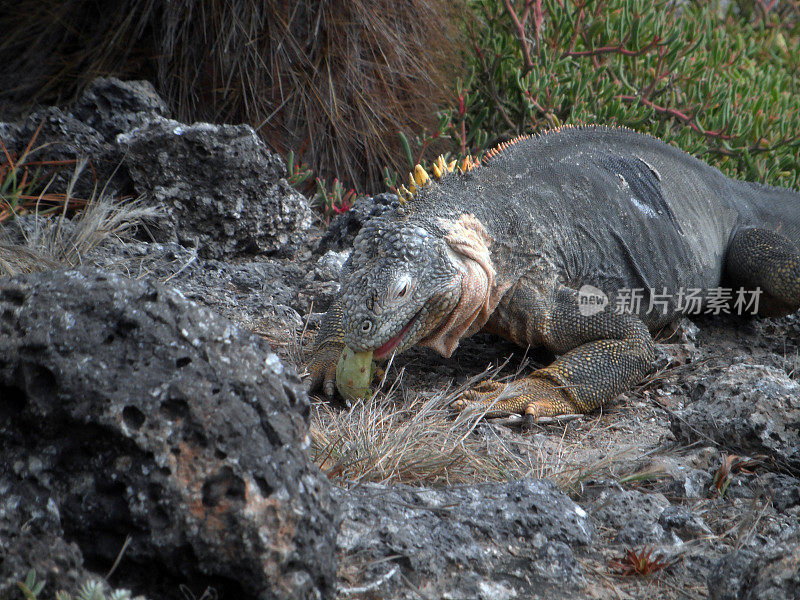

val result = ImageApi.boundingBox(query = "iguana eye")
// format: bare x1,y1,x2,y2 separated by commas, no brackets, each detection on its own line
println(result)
393,274,412,300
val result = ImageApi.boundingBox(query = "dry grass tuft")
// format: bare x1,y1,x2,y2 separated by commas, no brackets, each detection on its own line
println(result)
307,363,634,488
0,0,462,190
310,388,548,486
292,329,651,489
0,159,159,276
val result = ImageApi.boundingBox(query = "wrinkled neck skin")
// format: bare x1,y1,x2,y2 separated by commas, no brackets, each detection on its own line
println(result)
417,214,507,357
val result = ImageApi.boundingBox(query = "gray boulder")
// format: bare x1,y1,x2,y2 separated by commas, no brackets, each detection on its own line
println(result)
316,193,399,253
583,485,680,546
1,78,314,263
708,533,800,600
671,364,800,474
118,119,312,259
335,479,594,599
72,77,169,140
0,269,337,600
0,79,167,200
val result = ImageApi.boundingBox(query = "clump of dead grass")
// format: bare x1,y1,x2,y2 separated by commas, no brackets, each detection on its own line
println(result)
0,0,462,190
310,389,541,486
0,158,159,276
307,363,633,488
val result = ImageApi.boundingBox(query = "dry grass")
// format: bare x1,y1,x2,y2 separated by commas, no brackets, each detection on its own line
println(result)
0,159,159,276
310,389,551,486
0,0,462,190
305,357,641,489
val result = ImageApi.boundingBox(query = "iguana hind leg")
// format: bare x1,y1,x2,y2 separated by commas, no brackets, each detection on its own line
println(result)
453,286,655,419
725,227,800,317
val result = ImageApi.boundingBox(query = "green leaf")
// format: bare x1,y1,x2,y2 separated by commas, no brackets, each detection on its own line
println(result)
398,131,413,168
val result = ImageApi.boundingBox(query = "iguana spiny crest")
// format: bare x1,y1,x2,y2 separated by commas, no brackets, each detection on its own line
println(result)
396,133,537,203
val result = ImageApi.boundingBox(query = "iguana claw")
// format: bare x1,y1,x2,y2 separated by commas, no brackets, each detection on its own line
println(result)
305,341,342,398
451,376,577,420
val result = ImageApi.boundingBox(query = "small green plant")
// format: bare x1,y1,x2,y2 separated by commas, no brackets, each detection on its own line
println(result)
285,150,312,188
397,110,458,168
285,152,358,224
17,570,144,600
1,123,89,223
17,569,45,600
313,177,356,224
381,166,399,190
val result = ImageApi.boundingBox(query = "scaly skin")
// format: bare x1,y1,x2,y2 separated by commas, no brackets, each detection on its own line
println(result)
307,125,800,420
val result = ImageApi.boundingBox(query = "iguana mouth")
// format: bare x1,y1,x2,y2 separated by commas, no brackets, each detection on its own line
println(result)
374,311,421,360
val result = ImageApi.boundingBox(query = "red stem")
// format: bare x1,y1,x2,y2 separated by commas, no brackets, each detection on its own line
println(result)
503,0,535,74
617,95,731,139
563,35,661,58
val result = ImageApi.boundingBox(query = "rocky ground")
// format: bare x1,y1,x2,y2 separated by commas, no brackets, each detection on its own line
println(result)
1,78,798,600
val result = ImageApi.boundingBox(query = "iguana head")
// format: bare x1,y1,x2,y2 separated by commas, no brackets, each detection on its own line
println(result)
340,210,496,361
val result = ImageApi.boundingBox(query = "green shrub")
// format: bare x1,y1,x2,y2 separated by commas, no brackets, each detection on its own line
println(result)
427,0,799,189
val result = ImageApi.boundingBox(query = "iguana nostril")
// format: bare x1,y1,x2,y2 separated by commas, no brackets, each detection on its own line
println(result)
360,320,373,333
367,292,383,315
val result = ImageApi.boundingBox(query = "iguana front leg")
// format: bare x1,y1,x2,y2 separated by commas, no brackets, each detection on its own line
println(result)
306,298,345,397
452,285,655,421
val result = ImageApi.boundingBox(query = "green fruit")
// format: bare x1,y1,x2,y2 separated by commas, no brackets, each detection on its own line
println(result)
336,347,375,401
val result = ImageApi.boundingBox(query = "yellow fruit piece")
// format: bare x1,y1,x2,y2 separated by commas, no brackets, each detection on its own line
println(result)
336,347,376,401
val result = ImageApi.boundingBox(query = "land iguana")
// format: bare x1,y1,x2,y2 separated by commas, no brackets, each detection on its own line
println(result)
306,125,800,423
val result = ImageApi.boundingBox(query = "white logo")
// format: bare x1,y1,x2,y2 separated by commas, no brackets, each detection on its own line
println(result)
578,285,609,316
